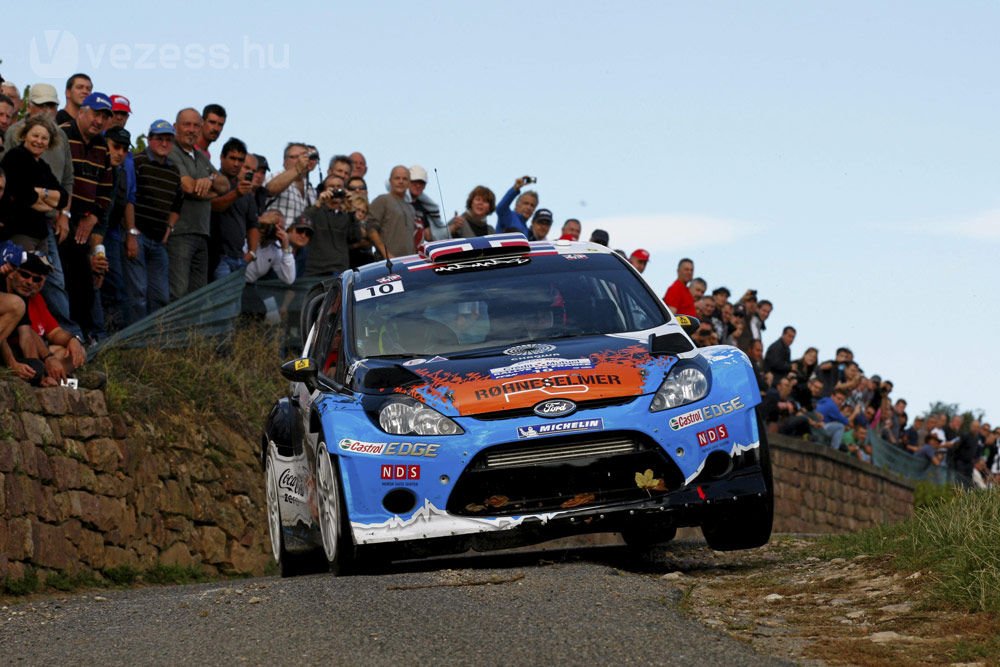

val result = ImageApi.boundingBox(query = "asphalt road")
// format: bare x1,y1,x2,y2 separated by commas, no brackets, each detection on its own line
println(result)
0,542,790,666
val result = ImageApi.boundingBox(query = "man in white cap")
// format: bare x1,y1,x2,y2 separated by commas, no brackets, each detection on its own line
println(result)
408,164,444,242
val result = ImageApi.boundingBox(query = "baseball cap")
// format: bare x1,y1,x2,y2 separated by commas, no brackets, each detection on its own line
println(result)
28,83,59,105
110,94,132,113
148,119,175,136
81,92,113,112
253,153,269,172
290,216,314,231
105,126,132,147
630,249,650,261
21,253,53,276
409,165,428,183
533,208,553,224
590,229,610,246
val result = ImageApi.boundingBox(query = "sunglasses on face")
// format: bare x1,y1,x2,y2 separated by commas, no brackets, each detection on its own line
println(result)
292,228,313,237
347,186,366,191
17,269,46,283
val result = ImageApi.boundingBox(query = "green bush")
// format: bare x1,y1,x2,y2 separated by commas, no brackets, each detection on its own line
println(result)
3,568,40,596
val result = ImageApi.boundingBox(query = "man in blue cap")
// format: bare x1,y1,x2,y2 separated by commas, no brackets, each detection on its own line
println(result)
123,119,184,325
59,91,115,341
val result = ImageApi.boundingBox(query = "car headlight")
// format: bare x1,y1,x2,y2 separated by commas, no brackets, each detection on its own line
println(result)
649,367,709,412
378,396,464,436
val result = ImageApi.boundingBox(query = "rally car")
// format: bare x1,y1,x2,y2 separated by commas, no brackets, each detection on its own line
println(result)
261,233,772,576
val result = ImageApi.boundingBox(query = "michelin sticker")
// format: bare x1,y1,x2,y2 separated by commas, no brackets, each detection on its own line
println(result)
517,418,604,439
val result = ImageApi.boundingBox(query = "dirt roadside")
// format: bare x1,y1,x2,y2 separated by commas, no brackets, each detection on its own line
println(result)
649,536,999,667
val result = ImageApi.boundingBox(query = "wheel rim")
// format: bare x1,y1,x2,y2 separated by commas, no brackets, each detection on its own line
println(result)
265,449,282,563
316,445,340,562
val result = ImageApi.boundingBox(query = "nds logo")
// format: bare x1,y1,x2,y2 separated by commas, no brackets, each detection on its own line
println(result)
380,464,420,480
696,424,729,447
669,397,744,431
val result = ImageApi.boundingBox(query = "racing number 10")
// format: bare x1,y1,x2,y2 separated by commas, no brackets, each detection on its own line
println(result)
354,281,405,301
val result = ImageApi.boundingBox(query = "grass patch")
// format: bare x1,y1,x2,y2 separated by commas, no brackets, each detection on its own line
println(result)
95,322,286,440
44,570,100,591
102,565,140,586
2,568,40,596
820,487,1000,613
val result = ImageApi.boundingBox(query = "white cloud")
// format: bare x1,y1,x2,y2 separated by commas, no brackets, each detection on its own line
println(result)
582,214,765,254
910,209,1000,240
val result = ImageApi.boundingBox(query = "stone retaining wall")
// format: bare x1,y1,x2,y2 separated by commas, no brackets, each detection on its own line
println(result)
0,381,270,584
769,434,915,533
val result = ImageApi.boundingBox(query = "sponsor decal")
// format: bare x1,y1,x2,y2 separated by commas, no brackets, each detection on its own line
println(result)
473,373,622,402
354,280,404,301
403,358,428,367
277,468,306,503
503,343,557,357
377,274,402,284
490,357,593,379
696,424,729,447
433,256,530,273
338,438,440,458
293,358,311,371
668,397,745,431
427,356,448,363
380,464,421,480
517,418,604,439
533,398,577,418
675,315,693,327
562,254,588,260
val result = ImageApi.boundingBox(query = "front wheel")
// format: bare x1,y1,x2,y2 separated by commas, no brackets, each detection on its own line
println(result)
700,410,774,551
316,444,356,575
265,447,325,577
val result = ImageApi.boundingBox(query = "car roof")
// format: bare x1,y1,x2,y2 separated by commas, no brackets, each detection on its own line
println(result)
352,234,620,287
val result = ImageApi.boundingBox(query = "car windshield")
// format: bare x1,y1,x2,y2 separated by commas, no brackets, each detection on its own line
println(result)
351,254,667,357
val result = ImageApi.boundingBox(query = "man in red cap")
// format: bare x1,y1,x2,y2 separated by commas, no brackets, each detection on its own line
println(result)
629,249,649,273
110,95,131,129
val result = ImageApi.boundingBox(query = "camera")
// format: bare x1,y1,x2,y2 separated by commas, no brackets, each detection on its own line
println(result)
243,171,253,182
309,152,320,161
522,175,537,184
259,220,278,241
330,188,347,199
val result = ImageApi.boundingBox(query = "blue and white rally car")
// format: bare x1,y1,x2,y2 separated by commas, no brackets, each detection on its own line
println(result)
262,234,772,576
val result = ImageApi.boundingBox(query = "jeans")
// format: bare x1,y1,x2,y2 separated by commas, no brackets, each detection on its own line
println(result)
823,422,846,450
97,225,126,334
39,226,82,338
166,233,208,302
213,254,246,281
58,232,96,337
124,233,170,326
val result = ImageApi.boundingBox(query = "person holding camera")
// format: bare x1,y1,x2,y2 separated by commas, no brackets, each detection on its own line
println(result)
263,142,317,227
302,174,360,278
210,140,259,280
495,176,538,237
245,210,295,285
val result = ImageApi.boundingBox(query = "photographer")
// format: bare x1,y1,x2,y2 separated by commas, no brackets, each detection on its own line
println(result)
210,144,259,280
263,142,316,225
495,176,538,237
303,175,360,278
245,211,294,285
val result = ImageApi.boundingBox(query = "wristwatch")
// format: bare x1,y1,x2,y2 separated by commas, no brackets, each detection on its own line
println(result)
128,228,141,236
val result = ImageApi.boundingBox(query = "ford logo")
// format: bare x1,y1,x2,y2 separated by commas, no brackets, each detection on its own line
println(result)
533,399,577,418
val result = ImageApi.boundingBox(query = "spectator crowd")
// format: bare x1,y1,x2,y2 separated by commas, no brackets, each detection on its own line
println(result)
0,73,995,489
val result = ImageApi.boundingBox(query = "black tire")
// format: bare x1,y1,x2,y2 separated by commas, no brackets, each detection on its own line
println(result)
265,448,326,577
700,410,774,551
315,443,357,575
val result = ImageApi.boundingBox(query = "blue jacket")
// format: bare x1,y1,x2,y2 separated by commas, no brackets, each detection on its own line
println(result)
495,186,530,236
816,397,848,426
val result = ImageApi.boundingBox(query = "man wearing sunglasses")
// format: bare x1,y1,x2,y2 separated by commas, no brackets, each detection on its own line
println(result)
0,254,87,386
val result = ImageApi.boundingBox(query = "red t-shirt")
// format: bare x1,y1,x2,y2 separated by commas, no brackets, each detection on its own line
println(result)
663,279,696,316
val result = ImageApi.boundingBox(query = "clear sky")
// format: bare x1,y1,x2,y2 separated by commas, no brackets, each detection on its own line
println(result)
3,1,997,420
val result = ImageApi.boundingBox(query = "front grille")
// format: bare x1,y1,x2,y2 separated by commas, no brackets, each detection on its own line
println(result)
446,432,684,517
484,437,638,468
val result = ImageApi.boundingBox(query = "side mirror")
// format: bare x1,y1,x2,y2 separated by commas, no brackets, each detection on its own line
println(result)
280,357,318,387
673,314,701,336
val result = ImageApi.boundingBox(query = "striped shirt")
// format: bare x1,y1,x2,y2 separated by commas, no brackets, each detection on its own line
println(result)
60,120,113,223
133,151,183,240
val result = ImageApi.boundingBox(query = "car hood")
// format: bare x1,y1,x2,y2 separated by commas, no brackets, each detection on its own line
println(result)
352,334,681,417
